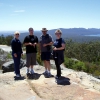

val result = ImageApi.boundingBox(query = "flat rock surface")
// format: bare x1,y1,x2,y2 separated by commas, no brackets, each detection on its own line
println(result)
0,65,100,100
0,45,12,52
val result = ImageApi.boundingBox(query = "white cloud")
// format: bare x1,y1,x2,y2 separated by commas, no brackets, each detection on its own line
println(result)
14,10,25,13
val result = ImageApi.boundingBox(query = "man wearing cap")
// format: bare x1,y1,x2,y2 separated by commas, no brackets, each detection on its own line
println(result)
39,28,53,77
11,31,23,77
23,27,38,74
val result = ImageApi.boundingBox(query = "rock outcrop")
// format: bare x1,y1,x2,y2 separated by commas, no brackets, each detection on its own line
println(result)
0,63,100,100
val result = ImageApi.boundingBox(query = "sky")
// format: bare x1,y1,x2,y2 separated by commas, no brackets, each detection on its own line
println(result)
0,0,100,31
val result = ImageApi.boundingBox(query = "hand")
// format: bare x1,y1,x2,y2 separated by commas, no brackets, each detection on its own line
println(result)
53,47,57,51
29,42,33,46
33,43,37,47
14,53,17,57
43,44,47,47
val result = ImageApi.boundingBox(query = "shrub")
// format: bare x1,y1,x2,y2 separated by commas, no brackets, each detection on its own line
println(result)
7,53,12,59
73,61,86,71
93,70,100,76
36,53,43,65
64,57,100,77
64,57,86,71
21,53,26,59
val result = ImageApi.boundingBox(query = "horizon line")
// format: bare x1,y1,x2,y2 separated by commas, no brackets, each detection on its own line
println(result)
0,27,100,32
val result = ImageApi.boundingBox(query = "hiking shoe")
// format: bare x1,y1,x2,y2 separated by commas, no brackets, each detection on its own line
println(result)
55,75,61,79
16,74,20,77
30,70,34,74
43,71,48,75
48,72,52,77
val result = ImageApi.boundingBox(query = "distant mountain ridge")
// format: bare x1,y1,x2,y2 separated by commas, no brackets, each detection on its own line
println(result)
1,28,100,42
19,28,100,42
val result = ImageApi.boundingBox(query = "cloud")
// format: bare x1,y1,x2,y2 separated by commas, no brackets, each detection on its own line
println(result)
14,10,25,13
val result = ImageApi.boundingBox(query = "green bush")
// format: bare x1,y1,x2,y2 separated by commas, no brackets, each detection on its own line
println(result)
64,57,86,71
36,53,43,65
7,53,12,59
73,61,86,71
64,57,100,77
93,70,100,76
64,57,74,69
21,53,26,59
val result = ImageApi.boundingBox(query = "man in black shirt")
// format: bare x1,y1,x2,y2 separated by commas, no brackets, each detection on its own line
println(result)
23,27,38,74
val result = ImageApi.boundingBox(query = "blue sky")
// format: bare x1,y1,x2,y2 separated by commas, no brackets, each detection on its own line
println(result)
0,0,100,31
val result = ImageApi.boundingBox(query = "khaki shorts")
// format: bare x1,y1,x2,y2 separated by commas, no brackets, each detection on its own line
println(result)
26,53,36,67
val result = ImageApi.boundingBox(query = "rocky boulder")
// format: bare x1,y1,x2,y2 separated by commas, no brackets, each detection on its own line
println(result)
2,59,26,73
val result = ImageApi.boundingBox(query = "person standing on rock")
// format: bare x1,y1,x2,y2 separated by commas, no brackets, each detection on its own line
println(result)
39,28,53,77
23,27,38,74
53,29,65,79
11,31,23,77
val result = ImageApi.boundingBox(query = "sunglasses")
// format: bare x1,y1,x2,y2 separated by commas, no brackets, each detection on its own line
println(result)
29,30,33,31
16,34,19,35
55,33,61,35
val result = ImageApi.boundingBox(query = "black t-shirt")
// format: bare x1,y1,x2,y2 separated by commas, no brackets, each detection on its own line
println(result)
53,38,65,50
23,35,38,54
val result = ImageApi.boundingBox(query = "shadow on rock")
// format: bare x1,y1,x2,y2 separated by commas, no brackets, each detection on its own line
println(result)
14,76,26,81
55,76,70,85
27,73,42,80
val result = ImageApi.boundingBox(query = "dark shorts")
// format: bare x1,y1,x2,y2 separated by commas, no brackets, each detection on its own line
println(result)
41,52,51,61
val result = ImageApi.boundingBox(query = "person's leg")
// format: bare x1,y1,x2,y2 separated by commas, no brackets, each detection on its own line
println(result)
13,56,17,75
45,52,51,75
46,60,52,76
55,59,61,78
41,52,48,73
26,54,31,74
44,60,48,70
17,52,21,75
30,53,36,74
46,61,51,71
12,53,20,76
30,65,34,74
12,53,16,74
